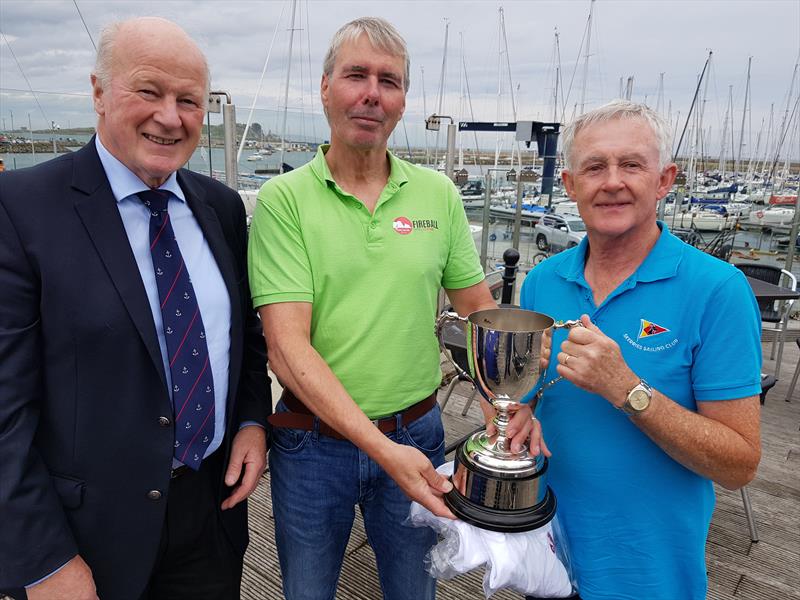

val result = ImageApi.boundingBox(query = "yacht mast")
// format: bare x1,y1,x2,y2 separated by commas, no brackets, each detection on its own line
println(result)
553,29,562,122
421,65,429,166
461,49,484,176
655,72,665,114
625,76,634,100
745,116,765,189
673,51,712,164
758,103,774,176
579,0,595,115
687,104,698,192
718,85,732,176
458,32,465,170
499,6,521,169
768,60,799,185
735,56,752,180
680,53,713,193
697,64,712,178
494,8,503,171
433,19,450,167
237,1,287,162
278,0,298,174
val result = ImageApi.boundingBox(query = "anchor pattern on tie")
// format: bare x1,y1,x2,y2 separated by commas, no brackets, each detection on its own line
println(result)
138,190,215,470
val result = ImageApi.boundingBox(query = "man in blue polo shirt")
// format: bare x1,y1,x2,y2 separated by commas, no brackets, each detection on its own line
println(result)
518,101,762,600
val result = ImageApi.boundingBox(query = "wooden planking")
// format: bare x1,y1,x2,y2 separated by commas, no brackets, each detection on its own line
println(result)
706,561,800,600
244,468,524,600
706,336,800,600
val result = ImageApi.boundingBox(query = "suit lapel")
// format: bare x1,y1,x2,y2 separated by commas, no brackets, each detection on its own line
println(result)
178,172,243,419
71,142,167,386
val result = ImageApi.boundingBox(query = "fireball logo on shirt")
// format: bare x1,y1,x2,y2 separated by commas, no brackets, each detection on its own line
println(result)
638,319,670,340
393,216,413,235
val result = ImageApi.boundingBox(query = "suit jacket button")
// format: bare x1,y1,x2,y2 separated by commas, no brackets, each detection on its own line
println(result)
147,490,162,501
158,416,171,427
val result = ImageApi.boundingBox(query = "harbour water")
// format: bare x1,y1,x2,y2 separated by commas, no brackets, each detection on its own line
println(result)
0,142,315,185
3,144,797,280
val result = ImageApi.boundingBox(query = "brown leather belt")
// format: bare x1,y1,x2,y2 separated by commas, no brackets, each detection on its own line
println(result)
268,390,438,441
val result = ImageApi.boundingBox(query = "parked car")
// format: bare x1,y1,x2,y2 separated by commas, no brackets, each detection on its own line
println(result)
534,213,587,252
776,233,800,250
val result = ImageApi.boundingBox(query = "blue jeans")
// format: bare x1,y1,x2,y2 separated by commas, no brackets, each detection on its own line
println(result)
269,400,445,600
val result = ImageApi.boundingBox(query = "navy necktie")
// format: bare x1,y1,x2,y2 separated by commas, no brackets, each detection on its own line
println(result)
138,190,215,470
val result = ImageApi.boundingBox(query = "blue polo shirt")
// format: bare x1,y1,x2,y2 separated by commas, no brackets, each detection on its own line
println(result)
520,223,761,600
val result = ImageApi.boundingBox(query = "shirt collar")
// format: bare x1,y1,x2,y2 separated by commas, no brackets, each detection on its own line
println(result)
309,144,409,190
556,221,684,285
95,136,186,204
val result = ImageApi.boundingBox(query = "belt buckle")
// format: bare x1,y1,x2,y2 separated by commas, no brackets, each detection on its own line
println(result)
371,418,381,427
170,465,187,479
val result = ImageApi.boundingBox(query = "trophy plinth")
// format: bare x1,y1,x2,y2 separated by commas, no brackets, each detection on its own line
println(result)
437,308,580,533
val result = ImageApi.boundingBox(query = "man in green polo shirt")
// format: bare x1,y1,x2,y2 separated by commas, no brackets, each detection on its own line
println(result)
248,17,501,600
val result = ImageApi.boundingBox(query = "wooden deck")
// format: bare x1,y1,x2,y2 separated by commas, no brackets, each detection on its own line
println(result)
242,331,800,599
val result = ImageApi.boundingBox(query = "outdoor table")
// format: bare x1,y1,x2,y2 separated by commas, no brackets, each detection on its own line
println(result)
746,275,800,302
746,275,800,378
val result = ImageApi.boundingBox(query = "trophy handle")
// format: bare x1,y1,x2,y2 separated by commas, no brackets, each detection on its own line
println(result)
435,311,475,386
526,319,584,403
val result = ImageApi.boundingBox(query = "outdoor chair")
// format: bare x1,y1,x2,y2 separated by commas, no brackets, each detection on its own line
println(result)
786,338,800,402
739,373,781,544
740,486,759,543
439,373,480,417
735,263,797,378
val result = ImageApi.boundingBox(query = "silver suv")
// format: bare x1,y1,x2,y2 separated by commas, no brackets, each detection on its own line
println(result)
534,214,587,253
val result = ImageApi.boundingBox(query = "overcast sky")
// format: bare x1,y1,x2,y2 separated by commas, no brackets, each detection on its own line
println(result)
1,0,799,158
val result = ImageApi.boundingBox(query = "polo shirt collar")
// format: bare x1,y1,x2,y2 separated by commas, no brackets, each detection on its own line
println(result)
309,144,409,190
556,221,683,286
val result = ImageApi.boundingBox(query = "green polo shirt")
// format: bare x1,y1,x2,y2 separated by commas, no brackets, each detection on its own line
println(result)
248,145,484,417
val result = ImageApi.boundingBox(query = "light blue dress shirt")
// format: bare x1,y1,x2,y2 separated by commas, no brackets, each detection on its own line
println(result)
95,136,231,461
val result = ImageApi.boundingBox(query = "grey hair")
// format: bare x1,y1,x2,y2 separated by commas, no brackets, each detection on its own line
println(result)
323,17,410,92
93,21,122,90
92,18,210,91
561,100,673,170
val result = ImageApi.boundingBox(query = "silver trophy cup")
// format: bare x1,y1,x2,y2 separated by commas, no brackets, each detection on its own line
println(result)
436,307,580,532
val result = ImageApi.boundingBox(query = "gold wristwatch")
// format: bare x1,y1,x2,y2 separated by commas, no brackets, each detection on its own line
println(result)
621,379,652,416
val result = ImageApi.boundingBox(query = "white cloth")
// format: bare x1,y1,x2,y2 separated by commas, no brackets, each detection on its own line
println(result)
407,462,573,599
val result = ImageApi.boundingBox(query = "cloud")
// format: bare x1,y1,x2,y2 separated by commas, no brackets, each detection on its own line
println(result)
1,0,798,157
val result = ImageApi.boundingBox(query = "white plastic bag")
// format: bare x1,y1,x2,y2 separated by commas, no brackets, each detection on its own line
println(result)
407,462,574,599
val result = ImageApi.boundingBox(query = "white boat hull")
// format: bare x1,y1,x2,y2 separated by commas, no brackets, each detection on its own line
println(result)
665,212,737,231
748,207,796,227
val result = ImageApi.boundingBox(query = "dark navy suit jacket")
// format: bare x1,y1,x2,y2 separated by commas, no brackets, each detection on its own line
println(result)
0,140,269,598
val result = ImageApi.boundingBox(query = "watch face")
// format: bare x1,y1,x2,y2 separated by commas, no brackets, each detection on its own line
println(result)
630,389,650,411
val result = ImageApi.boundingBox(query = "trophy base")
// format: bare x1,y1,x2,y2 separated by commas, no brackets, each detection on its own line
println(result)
444,485,557,533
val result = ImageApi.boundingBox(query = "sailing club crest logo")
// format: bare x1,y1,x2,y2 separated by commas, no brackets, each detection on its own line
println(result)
638,319,670,340
393,216,413,235
624,318,678,353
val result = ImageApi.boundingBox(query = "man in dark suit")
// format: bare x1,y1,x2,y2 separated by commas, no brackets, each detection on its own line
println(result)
0,17,269,600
